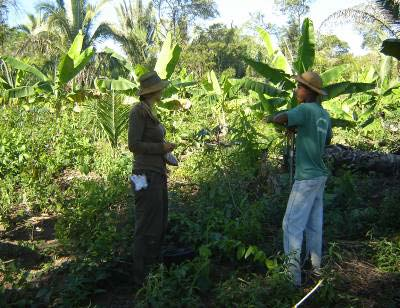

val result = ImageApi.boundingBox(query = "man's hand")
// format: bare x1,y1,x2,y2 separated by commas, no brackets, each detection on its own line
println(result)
265,112,288,126
163,142,176,153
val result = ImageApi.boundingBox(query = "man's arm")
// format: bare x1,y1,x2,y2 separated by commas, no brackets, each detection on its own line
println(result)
273,112,288,125
265,112,288,126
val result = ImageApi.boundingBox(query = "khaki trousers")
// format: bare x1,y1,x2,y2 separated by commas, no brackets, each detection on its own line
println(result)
132,170,168,283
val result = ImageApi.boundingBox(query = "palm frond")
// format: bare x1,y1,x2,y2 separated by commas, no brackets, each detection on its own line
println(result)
88,22,113,46
375,0,400,27
321,5,399,37
94,93,131,148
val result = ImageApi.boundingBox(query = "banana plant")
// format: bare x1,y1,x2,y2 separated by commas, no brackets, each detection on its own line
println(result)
0,31,94,106
334,55,400,130
90,33,184,149
243,18,376,120
0,57,49,102
242,18,376,182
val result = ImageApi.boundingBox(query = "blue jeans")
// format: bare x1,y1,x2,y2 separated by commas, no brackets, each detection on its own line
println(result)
282,176,327,286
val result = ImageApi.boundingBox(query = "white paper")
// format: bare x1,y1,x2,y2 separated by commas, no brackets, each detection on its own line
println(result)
130,174,148,191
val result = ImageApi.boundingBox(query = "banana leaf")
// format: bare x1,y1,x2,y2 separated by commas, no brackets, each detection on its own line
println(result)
3,85,36,99
244,57,287,84
239,78,288,97
0,76,7,85
132,64,149,82
95,77,137,92
243,58,294,89
2,56,48,82
256,27,274,59
208,70,222,95
36,81,53,93
330,117,356,128
258,96,287,113
325,82,376,100
58,32,95,84
294,18,315,74
154,32,182,80
320,64,349,85
273,52,292,74
174,81,197,88
383,83,400,96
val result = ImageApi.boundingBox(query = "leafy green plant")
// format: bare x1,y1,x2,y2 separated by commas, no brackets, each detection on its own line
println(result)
1,31,94,106
371,238,400,272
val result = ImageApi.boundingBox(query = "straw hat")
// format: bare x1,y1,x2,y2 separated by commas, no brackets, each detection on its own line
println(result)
295,71,327,96
137,71,169,96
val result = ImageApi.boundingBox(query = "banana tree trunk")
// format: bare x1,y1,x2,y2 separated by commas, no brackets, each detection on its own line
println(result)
325,145,400,175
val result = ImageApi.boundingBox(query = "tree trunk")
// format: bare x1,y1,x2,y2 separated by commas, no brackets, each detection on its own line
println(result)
325,144,400,175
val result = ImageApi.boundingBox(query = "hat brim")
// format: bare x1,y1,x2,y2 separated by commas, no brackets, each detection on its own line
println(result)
295,75,327,96
137,80,169,96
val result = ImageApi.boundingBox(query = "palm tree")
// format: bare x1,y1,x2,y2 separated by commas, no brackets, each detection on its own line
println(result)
36,0,113,49
15,13,60,56
375,0,400,27
0,0,18,24
321,1,400,58
0,0,19,44
321,0,398,37
105,0,158,66
321,1,400,38
375,0,400,59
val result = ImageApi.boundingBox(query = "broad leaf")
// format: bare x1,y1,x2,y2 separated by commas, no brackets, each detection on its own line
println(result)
67,30,84,60
273,52,292,74
325,82,376,100
4,85,36,99
134,64,149,80
330,117,356,128
161,98,192,110
95,77,137,92
256,27,274,59
166,45,182,79
295,18,315,74
154,32,182,79
321,65,349,84
243,58,294,89
239,78,287,97
208,70,222,95
58,32,95,84
2,56,48,81
258,95,287,114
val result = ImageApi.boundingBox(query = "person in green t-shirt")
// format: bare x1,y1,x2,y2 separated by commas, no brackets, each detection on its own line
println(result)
266,71,332,287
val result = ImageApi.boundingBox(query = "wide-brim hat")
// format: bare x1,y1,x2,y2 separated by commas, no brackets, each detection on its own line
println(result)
137,71,169,96
295,71,327,96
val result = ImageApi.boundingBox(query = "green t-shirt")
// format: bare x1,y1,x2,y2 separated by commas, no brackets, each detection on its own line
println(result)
287,102,332,180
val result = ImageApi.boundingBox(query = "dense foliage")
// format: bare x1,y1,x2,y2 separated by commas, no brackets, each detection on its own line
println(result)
1,0,400,307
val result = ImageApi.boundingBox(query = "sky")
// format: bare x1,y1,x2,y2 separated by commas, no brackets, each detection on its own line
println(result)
8,0,368,55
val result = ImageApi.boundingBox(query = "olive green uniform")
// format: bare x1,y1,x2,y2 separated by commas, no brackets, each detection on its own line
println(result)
128,102,169,283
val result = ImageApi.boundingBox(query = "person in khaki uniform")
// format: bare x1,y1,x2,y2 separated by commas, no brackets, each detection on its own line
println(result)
128,71,176,284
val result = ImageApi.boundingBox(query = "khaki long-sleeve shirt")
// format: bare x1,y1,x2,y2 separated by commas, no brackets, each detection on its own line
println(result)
128,102,167,174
